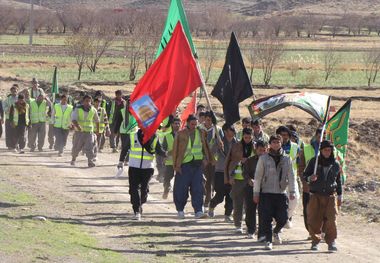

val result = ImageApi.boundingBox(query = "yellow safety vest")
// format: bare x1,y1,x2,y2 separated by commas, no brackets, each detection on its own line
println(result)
30,99,47,124
183,129,203,164
119,109,138,134
77,107,96,133
234,151,255,181
164,132,174,166
4,96,17,120
13,105,30,126
109,101,115,124
96,107,106,133
303,143,315,166
129,132,157,169
54,104,73,130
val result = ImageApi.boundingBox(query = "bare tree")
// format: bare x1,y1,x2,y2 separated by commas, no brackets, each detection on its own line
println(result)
124,35,143,81
323,45,342,82
245,43,256,83
66,33,93,80
363,48,380,87
255,37,284,86
14,9,29,34
0,5,14,34
200,38,219,83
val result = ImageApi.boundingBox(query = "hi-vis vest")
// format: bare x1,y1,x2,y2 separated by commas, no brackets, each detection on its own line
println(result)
13,105,30,126
96,107,106,133
30,99,47,124
54,104,73,130
287,142,299,175
129,132,157,169
164,132,175,166
234,150,255,181
182,129,203,164
303,144,315,167
4,96,17,120
109,101,116,124
120,109,137,134
77,107,96,133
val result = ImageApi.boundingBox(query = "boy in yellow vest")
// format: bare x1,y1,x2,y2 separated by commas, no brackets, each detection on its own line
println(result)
71,95,99,168
28,92,50,152
161,117,181,199
51,94,73,156
10,94,29,154
93,98,109,156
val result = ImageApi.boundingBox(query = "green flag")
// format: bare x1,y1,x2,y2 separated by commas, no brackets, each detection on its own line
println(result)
156,0,196,58
326,99,351,182
51,66,59,97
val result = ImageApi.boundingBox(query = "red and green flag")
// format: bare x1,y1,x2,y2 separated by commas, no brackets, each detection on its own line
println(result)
326,99,351,182
130,22,202,143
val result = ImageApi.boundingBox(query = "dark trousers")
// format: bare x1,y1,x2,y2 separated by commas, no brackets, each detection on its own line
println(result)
303,192,310,231
119,133,130,162
109,123,120,149
244,185,257,235
259,193,288,243
203,163,215,206
13,125,26,150
48,124,55,148
54,127,69,153
128,167,154,214
5,119,14,148
173,162,204,213
209,171,232,216
163,165,175,194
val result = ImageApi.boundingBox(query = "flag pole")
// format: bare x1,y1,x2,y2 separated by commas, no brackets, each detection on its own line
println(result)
313,96,332,176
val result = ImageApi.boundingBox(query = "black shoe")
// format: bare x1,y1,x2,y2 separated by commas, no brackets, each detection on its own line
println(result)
328,242,338,252
311,243,319,251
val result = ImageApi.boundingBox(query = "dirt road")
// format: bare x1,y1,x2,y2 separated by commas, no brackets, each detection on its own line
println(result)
0,136,379,263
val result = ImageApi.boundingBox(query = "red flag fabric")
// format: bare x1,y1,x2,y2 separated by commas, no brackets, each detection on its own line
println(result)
180,90,197,128
130,22,202,143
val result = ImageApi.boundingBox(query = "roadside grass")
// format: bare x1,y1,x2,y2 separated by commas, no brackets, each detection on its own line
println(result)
0,181,128,263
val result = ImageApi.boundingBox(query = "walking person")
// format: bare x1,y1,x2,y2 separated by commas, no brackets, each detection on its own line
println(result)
276,125,300,228
52,94,73,157
303,140,342,252
3,84,19,150
108,90,125,153
208,123,236,223
70,95,99,168
254,134,296,250
172,114,213,219
127,129,166,220
28,93,50,152
161,117,181,199
243,140,267,239
113,98,138,176
202,111,223,207
225,127,255,234
93,98,109,157
10,94,29,154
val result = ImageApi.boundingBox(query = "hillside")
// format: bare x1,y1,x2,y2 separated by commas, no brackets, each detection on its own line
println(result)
7,0,380,16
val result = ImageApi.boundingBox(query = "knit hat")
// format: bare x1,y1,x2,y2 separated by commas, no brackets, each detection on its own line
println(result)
320,140,334,150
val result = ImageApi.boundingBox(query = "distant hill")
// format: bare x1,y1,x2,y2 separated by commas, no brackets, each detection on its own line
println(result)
5,0,380,16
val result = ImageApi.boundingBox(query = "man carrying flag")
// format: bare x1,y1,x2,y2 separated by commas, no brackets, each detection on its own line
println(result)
211,32,253,126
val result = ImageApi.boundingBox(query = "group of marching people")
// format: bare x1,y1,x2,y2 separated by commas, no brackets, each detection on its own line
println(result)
120,102,342,252
0,80,343,253
0,79,137,168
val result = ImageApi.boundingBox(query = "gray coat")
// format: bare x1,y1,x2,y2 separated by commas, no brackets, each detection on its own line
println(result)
253,152,296,197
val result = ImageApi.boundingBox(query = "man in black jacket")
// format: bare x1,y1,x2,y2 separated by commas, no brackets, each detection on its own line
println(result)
303,140,342,252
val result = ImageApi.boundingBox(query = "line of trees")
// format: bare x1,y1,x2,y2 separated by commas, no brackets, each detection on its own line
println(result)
2,5,380,39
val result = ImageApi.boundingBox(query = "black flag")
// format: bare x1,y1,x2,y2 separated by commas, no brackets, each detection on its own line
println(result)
211,32,253,125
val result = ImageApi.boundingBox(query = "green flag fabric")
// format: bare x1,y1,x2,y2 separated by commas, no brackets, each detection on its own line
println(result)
326,99,352,182
51,66,59,95
156,0,196,58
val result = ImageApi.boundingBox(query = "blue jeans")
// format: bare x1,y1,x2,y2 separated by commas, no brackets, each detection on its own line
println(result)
173,162,204,213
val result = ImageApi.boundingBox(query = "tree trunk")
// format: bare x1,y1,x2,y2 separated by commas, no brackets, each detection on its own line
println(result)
78,64,83,81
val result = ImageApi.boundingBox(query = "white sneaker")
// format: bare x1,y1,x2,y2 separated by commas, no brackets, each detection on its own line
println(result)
177,211,185,219
115,167,124,178
194,211,207,219
224,215,233,223
273,233,282,244
247,233,255,239
284,220,293,229
132,212,141,221
265,242,273,250
235,227,243,234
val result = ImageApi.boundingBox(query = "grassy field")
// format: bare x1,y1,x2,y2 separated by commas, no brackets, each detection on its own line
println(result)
1,34,380,87
0,181,128,262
